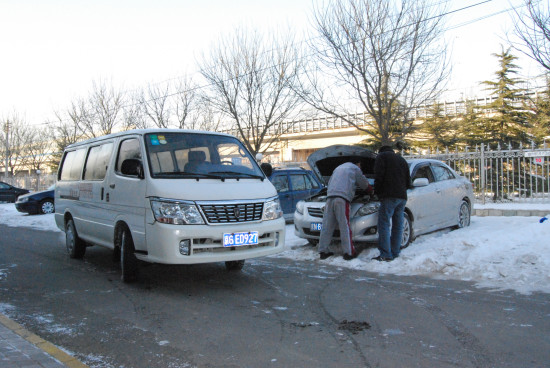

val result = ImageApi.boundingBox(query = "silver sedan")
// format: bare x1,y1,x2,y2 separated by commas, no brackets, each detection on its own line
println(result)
293,152,474,248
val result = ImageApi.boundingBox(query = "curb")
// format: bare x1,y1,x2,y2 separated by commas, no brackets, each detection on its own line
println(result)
0,312,88,368
473,209,550,217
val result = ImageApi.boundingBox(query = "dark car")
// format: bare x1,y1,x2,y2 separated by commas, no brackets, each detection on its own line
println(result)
15,185,55,214
0,181,30,203
268,167,324,220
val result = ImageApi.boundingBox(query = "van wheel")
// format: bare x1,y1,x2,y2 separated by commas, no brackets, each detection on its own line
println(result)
120,228,139,283
225,260,245,271
66,219,86,259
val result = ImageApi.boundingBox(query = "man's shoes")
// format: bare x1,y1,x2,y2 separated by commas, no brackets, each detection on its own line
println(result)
372,255,393,262
320,252,334,260
343,253,357,261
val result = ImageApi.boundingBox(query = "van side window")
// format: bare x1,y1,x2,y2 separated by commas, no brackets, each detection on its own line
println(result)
84,143,113,181
59,148,87,181
116,138,141,173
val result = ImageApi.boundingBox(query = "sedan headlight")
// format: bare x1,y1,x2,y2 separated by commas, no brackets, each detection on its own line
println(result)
356,202,380,217
263,197,283,221
150,199,205,225
295,200,305,215
17,197,29,203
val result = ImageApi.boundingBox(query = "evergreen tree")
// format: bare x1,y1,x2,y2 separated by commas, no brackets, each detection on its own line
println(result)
415,102,460,150
480,48,530,148
526,76,550,145
457,99,484,147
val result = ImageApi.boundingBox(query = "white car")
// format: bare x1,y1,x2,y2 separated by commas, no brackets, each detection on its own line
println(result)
293,145,474,248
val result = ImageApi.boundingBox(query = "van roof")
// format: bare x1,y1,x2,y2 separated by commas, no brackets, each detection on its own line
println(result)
65,129,235,149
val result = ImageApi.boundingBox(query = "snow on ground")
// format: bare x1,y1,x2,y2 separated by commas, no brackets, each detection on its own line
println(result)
1,203,549,295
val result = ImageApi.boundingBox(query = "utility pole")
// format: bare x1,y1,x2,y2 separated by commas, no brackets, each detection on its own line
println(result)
4,121,8,181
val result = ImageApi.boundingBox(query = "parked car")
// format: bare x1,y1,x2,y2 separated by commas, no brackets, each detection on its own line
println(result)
15,185,55,214
293,145,474,248
268,167,324,220
0,181,29,203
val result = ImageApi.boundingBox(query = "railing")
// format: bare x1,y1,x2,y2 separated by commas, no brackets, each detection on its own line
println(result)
221,92,542,137
404,144,550,204
2,174,57,193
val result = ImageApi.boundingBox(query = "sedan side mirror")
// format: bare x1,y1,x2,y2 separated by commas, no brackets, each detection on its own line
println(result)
121,159,144,179
412,178,429,187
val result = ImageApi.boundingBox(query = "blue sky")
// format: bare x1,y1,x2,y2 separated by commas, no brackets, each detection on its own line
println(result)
0,0,544,124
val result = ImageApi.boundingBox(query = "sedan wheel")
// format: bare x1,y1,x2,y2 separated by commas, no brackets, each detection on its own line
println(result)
400,213,413,249
40,199,55,214
457,201,471,228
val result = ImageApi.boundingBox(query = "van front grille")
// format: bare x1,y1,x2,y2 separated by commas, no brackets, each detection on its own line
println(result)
200,202,264,223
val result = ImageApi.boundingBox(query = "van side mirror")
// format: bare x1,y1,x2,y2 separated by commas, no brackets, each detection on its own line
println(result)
121,159,144,179
412,178,429,187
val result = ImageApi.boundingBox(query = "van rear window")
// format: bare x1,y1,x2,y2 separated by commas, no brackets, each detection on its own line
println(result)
59,148,87,181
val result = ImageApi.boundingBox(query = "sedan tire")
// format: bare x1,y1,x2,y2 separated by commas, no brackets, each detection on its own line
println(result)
40,199,55,214
400,212,413,249
457,201,471,228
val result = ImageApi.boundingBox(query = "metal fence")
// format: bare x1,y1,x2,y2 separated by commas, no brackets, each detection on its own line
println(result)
2,174,57,192
4,144,550,204
404,144,550,204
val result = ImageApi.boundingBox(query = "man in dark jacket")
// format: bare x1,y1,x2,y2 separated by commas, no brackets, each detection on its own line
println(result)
373,145,411,261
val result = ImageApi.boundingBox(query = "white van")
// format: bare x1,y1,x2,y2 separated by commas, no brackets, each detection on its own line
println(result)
54,129,285,282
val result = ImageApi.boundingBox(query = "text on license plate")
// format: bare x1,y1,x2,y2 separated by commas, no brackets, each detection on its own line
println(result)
310,222,322,231
223,231,259,247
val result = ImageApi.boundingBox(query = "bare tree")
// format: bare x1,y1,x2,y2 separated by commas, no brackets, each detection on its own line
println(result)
21,126,54,172
510,0,550,71
46,110,85,171
199,26,305,155
173,77,200,129
300,0,450,147
139,83,172,128
0,113,32,175
123,91,149,130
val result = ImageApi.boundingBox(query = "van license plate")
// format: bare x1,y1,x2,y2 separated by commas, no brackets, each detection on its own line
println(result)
223,232,259,247
310,222,322,231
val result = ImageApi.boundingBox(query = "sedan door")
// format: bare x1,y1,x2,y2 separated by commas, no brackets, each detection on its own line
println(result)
271,173,293,215
430,164,464,227
408,163,443,233
0,182,11,202
289,173,320,211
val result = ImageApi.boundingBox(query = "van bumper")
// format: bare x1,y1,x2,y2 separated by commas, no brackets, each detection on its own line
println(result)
138,218,285,264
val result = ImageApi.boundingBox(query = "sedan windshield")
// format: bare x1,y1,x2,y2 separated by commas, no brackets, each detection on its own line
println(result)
144,132,264,179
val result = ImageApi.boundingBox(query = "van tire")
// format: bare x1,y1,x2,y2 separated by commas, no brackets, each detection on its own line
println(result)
66,219,86,259
120,228,139,283
225,260,245,271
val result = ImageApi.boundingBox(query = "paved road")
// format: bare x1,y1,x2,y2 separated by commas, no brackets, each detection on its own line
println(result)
0,224,548,367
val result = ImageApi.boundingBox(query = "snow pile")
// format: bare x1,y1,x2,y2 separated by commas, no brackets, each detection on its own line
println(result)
1,203,549,295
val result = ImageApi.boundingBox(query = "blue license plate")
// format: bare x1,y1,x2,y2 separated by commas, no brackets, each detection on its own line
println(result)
223,231,259,247
310,222,322,231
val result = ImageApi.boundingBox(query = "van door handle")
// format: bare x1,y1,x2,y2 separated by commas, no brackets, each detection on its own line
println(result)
109,184,115,189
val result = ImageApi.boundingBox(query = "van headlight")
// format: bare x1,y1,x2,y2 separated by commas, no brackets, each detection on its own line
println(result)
150,199,205,225
356,202,380,217
263,197,283,221
295,200,305,215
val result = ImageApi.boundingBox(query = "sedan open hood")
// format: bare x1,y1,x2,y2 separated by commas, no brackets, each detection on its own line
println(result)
307,145,377,185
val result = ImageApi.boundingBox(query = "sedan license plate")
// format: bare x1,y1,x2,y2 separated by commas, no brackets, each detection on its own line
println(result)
223,231,259,247
310,222,322,231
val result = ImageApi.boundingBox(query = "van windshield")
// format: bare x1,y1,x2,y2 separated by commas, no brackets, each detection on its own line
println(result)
144,132,264,179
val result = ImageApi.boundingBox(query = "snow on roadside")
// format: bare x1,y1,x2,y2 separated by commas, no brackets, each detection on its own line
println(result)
1,203,549,295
